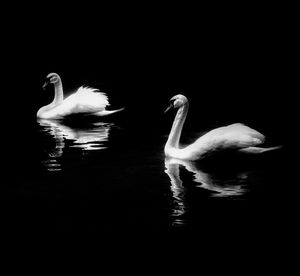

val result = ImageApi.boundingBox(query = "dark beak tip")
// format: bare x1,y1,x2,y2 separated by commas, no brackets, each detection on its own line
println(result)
164,105,172,114
42,81,49,90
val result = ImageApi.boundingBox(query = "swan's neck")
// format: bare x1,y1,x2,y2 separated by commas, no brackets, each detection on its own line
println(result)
52,80,64,105
37,80,64,118
166,102,189,149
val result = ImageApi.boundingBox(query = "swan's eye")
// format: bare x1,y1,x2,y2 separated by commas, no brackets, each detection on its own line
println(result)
174,99,180,106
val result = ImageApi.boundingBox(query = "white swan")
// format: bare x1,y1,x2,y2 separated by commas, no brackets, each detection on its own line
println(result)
37,73,124,119
164,94,281,161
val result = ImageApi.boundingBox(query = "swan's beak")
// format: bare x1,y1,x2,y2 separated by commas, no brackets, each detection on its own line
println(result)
164,103,173,113
42,80,49,90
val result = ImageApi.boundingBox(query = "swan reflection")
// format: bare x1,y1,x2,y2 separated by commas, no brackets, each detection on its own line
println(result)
38,119,112,171
164,158,186,226
165,158,252,225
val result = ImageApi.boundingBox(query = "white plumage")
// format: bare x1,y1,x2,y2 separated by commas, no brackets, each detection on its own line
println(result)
164,94,281,160
37,73,124,119
47,86,109,117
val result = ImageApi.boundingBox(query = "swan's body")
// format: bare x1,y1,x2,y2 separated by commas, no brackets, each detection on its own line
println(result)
164,95,281,161
37,73,124,119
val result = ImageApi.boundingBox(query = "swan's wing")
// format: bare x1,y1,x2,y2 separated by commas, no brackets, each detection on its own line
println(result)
187,123,265,156
62,86,110,114
43,87,110,118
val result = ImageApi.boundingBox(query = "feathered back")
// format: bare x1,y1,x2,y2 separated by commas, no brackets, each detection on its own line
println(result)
58,86,110,115
75,86,109,106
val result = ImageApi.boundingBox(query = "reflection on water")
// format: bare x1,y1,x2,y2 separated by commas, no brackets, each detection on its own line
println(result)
164,158,252,226
38,119,112,171
164,158,186,226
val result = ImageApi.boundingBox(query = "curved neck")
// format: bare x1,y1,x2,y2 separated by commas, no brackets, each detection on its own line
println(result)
166,102,189,149
37,80,64,118
52,80,64,105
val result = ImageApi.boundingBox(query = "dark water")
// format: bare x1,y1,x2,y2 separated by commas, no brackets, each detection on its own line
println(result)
2,7,297,239
3,52,296,238
2,111,294,236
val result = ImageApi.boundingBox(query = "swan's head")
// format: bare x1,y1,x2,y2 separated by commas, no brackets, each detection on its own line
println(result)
164,94,188,113
43,73,61,89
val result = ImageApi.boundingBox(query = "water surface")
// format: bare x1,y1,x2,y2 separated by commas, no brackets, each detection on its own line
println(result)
3,118,292,234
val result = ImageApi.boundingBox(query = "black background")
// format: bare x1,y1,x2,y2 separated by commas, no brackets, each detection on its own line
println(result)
5,3,297,131
1,3,298,243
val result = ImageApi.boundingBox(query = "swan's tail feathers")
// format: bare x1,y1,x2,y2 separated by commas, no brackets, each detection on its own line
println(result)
93,107,125,117
238,145,283,154
76,86,109,105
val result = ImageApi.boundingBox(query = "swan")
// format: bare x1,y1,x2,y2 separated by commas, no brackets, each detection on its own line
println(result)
37,73,124,119
164,94,281,161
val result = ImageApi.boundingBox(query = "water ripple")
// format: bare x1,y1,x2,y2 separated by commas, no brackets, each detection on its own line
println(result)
164,157,255,225
38,119,112,171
